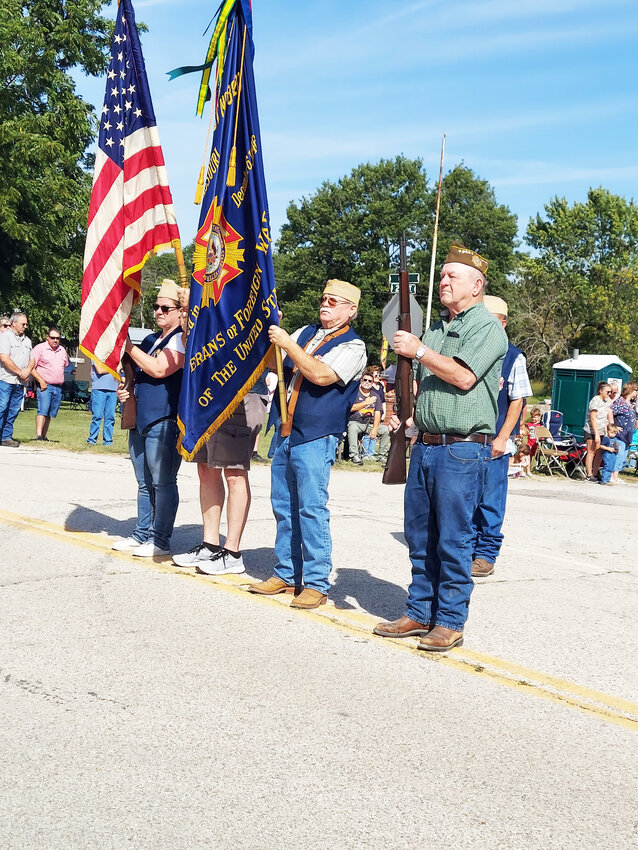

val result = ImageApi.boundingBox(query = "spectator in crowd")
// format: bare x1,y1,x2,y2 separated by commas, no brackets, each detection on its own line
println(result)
598,424,622,485
364,365,390,462
31,326,69,441
249,370,275,464
0,317,10,333
87,363,120,446
584,381,613,481
526,407,542,457
472,295,531,578
610,382,637,483
373,243,507,652
0,312,41,447
347,371,383,465
248,279,366,609
509,444,532,478
113,280,185,557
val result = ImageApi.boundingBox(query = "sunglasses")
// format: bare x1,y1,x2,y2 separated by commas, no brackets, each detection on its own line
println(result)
361,378,373,383
48,335,60,341
320,295,351,308
153,304,179,314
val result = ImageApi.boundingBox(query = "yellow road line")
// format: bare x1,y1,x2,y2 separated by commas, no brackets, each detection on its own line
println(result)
2,508,637,731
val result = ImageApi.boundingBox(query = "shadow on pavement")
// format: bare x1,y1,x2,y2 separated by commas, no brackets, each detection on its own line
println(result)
330,567,408,621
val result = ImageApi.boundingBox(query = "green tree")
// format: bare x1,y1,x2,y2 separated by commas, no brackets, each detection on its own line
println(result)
510,188,638,378
274,158,518,361
412,164,519,296
0,0,111,341
275,156,429,359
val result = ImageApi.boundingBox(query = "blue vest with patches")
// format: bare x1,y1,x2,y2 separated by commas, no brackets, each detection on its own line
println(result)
496,341,525,436
135,328,183,432
278,324,362,447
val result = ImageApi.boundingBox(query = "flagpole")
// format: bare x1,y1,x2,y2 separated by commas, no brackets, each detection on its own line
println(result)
172,238,190,288
274,346,287,424
426,133,445,330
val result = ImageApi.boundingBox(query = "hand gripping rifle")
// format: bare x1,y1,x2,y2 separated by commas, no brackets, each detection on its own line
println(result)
382,236,413,485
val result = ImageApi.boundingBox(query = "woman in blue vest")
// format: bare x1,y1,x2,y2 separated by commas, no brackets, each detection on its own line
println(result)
113,279,185,557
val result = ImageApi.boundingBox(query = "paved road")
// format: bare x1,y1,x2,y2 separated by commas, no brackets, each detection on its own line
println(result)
1,447,636,849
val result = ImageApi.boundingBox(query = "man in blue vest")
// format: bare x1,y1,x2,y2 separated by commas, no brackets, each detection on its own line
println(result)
472,295,532,577
248,279,367,609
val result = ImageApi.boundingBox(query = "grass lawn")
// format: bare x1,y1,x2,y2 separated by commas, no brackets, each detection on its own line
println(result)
12,402,129,454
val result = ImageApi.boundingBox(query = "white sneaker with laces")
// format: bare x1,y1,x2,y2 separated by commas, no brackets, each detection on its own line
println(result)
172,542,221,568
112,536,143,552
132,541,171,558
196,549,245,575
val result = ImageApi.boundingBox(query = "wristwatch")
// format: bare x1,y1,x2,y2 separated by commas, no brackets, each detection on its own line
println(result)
414,345,427,361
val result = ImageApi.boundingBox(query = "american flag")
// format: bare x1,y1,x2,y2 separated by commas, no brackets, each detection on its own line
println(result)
79,0,180,376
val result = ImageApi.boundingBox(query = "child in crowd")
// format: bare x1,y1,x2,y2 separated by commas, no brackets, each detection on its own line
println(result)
509,444,532,478
599,423,622,485
526,408,542,457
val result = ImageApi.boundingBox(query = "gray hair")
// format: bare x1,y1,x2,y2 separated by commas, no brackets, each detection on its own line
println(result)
9,312,26,325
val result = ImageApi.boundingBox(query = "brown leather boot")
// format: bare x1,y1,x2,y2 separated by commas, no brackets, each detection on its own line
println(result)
471,557,495,577
373,615,432,638
418,625,464,652
247,576,302,595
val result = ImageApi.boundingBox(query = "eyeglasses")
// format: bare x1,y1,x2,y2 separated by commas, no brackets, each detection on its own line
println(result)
319,295,351,308
361,378,373,384
48,335,60,341
153,304,179,314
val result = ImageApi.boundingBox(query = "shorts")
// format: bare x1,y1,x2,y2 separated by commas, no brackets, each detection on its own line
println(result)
37,385,62,417
191,392,266,470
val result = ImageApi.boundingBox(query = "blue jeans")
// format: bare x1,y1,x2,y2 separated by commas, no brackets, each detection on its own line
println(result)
128,418,182,549
271,432,337,594
37,385,62,417
614,441,629,473
0,381,24,441
472,452,510,564
88,389,117,444
404,441,489,631
600,444,620,483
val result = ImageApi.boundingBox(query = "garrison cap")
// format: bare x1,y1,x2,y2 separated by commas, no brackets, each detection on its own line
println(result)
444,243,489,275
483,295,508,317
323,279,361,307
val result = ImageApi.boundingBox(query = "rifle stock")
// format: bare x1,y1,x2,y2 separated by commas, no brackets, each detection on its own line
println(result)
383,236,412,485
120,351,137,430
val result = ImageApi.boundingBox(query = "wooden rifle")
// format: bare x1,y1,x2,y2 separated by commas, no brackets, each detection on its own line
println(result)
382,236,412,485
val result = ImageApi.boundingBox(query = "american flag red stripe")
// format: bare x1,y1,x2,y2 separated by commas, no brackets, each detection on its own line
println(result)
79,0,181,377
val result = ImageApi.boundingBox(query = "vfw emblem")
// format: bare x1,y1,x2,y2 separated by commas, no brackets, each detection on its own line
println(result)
192,196,244,307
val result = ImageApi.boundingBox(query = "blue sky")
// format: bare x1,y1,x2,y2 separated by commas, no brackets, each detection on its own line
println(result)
76,0,638,250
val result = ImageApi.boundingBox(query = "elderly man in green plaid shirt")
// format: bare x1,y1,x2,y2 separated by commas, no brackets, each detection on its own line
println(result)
374,243,507,652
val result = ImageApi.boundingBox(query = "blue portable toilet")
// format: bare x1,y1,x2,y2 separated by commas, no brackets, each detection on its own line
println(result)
551,352,632,438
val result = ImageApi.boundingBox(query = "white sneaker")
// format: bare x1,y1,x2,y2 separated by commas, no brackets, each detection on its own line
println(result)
195,549,245,575
132,541,171,558
172,542,221,568
112,536,143,552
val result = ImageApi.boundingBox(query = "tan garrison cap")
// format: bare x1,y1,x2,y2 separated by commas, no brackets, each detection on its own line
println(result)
444,242,489,275
157,278,180,302
483,295,508,317
323,279,361,307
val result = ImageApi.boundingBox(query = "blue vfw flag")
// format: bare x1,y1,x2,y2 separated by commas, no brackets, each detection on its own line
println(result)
176,0,278,459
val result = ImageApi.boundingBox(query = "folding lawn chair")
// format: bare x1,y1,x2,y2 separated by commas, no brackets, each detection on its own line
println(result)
533,426,570,477
540,411,587,478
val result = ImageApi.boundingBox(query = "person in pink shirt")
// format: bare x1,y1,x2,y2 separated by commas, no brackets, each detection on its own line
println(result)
31,327,69,441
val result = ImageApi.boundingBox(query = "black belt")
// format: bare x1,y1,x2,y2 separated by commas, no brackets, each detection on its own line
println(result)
418,431,493,446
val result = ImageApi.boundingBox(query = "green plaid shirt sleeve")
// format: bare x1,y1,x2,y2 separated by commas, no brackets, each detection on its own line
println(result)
455,314,509,381
413,304,508,435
